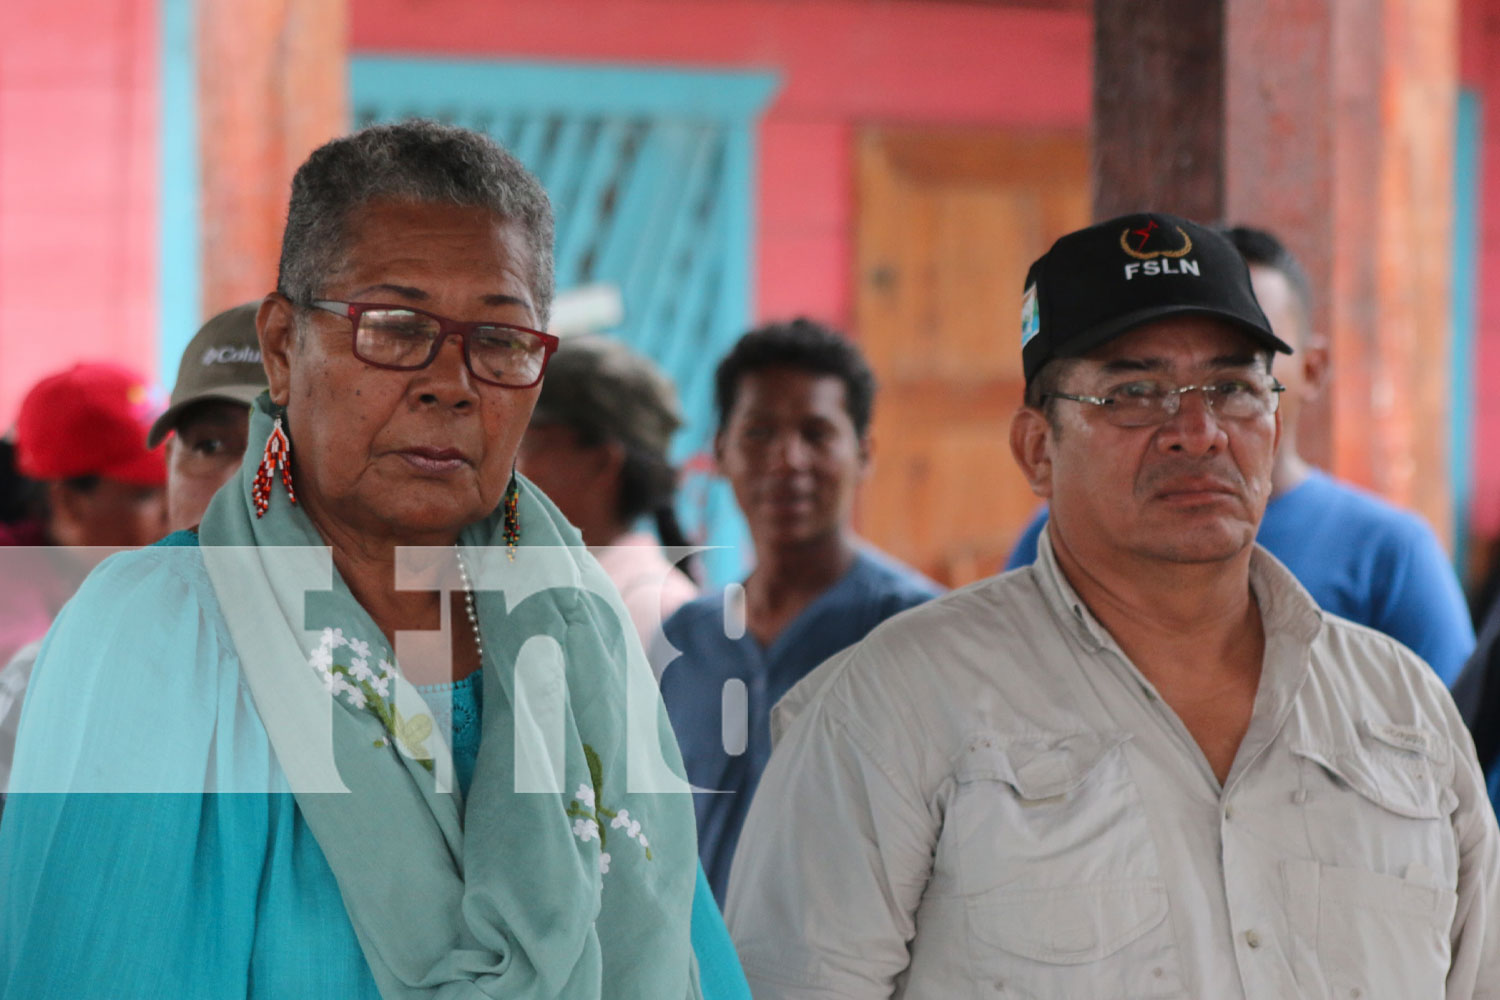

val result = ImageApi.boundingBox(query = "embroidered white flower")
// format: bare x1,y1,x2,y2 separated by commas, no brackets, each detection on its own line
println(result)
637,835,648,850
347,637,371,660
320,627,347,649
573,818,599,843
370,674,391,699
598,852,611,875
309,645,334,671
610,809,642,841
349,657,374,683
345,685,367,710
575,783,596,809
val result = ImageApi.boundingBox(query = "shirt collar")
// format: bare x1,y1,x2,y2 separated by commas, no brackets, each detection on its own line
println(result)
1032,522,1324,654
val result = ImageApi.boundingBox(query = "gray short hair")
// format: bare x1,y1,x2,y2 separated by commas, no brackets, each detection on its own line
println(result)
1024,357,1078,432
277,119,556,326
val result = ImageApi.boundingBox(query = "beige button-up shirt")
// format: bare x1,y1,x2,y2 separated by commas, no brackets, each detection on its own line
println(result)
726,534,1500,999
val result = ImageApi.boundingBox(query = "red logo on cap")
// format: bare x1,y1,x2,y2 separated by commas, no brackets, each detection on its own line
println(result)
1120,220,1193,261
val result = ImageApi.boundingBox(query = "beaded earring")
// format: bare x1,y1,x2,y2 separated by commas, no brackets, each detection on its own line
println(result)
502,468,520,560
252,412,296,518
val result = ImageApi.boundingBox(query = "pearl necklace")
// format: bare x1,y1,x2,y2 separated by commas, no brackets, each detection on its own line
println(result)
454,548,484,661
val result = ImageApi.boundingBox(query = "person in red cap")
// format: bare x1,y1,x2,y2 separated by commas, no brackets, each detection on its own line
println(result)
0,363,168,809
0,363,167,667
9,362,168,548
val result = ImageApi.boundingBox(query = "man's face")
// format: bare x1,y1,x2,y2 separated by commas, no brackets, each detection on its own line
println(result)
1024,316,1281,568
1248,263,1324,437
166,399,251,531
715,366,869,552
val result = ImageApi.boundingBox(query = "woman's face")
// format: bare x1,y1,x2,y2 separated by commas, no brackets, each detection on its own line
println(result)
259,199,544,547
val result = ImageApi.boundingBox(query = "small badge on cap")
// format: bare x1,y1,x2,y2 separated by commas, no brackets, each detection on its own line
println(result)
1020,283,1041,347
1120,219,1193,260
1120,219,1202,281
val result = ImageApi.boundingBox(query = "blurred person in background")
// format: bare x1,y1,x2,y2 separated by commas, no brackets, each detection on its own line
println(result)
658,318,942,904
0,362,167,669
0,306,271,801
518,333,698,646
148,301,268,533
1005,225,1474,685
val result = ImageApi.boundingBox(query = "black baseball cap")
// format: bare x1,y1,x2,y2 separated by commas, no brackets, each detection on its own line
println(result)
1020,212,1291,386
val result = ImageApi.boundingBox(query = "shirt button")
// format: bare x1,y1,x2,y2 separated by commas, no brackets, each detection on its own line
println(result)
1224,804,1234,821
1245,930,1262,949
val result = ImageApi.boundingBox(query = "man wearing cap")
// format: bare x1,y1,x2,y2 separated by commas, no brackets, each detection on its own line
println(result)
725,214,1500,998
147,301,268,532
1004,225,1475,686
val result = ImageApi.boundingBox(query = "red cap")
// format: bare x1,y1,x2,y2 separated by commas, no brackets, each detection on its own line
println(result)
15,363,168,486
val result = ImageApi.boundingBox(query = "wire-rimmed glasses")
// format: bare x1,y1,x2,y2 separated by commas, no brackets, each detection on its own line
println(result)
1045,377,1285,428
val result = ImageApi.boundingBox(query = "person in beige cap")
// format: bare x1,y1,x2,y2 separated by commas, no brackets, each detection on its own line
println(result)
147,301,269,533
517,334,699,646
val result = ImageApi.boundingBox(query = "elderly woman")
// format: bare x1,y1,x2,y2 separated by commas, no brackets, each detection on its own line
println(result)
1,122,714,998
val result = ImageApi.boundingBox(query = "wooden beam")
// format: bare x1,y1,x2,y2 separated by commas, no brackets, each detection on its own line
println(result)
1095,0,1459,542
1093,0,1224,220
197,0,347,316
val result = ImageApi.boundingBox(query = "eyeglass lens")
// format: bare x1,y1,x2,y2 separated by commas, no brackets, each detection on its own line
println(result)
1104,380,1278,427
354,308,548,387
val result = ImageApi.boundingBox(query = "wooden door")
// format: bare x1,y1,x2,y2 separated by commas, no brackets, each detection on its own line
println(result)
856,128,1089,587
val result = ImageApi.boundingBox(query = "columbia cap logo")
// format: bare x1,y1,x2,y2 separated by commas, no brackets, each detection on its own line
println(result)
202,345,262,366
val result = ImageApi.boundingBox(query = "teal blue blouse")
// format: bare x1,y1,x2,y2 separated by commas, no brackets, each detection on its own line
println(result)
0,533,748,999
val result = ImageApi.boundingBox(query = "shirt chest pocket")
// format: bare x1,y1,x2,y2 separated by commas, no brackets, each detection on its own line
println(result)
1286,722,1460,999
944,732,1185,1000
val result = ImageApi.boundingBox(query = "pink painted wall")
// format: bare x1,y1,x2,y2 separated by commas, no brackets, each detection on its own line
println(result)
0,0,160,429
350,0,1093,333
1462,0,1500,537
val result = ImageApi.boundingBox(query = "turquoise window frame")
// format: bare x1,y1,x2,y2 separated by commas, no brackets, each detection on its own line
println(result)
1452,87,1482,570
158,0,200,380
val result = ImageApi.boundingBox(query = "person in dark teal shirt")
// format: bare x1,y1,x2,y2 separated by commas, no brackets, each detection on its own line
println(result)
657,320,941,903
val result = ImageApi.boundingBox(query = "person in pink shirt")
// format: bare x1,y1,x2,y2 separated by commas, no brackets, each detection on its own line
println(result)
518,335,698,646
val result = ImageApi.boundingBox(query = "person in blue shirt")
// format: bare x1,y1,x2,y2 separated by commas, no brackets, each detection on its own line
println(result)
658,319,942,903
1005,226,1473,686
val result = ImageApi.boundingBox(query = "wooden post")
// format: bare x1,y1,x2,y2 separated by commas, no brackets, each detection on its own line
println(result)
1095,0,1459,542
197,0,347,316
1093,0,1224,220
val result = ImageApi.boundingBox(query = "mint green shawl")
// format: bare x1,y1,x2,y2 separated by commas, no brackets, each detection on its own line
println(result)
198,395,702,999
